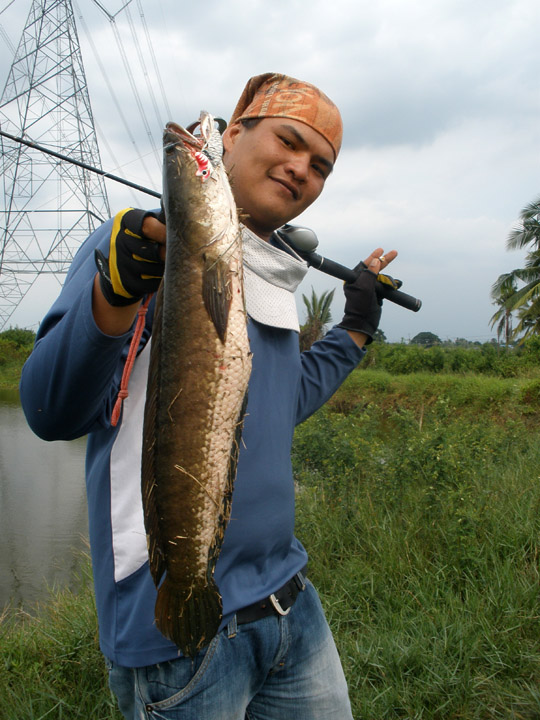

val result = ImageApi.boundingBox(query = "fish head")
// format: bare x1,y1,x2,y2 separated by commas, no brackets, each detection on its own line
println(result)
162,112,236,257
164,112,224,183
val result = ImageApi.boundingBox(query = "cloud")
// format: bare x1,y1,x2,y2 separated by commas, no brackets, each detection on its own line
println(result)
1,0,538,341
331,0,539,148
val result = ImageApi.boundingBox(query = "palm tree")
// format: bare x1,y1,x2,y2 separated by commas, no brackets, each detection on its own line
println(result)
490,276,517,347
299,287,335,351
491,196,540,342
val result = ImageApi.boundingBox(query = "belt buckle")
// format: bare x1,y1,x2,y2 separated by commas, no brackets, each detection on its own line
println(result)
269,593,291,616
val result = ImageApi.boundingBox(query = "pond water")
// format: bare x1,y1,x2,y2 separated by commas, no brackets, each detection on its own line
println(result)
0,389,88,610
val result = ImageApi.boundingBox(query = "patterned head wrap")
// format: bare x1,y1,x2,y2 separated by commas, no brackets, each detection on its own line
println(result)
229,72,343,161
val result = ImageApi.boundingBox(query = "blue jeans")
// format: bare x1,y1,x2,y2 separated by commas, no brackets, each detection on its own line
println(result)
106,580,353,719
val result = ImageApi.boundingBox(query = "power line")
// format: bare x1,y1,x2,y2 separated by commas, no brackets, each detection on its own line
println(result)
0,0,16,16
90,0,133,20
136,0,172,121
89,0,161,171
73,0,158,188
125,2,163,130
0,22,15,53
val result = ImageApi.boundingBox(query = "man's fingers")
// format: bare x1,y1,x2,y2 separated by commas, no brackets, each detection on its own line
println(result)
142,215,167,245
364,248,398,270
142,215,166,261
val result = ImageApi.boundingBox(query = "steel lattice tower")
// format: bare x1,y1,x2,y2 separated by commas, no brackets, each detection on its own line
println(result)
0,0,110,329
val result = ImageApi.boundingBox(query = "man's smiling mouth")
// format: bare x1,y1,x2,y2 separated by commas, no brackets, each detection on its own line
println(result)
271,177,299,201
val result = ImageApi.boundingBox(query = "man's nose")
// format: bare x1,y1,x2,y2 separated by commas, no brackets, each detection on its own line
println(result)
285,153,309,181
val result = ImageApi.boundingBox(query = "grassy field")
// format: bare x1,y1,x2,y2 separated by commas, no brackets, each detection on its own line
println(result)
0,562,121,719
2,367,540,718
294,370,540,718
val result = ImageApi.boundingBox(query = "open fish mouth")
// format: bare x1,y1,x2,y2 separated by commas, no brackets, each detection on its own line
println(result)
164,121,202,151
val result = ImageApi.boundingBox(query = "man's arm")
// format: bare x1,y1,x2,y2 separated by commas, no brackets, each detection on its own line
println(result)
20,211,166,441
296,247,398,421
20,225,131,440
346,329,369,348
296,326,366,424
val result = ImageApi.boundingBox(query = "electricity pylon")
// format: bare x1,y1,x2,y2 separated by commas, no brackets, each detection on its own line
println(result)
0,0,110,330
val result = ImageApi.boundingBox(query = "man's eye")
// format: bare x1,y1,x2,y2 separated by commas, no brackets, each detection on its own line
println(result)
312,164,326,178
280,136,293,148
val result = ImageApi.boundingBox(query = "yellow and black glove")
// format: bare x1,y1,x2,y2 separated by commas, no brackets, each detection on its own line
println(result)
95,208,165,307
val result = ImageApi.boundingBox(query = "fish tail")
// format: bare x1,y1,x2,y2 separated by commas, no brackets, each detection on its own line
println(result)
154,576,222,657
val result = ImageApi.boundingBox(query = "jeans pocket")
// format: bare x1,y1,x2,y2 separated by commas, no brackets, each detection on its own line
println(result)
138,633,221,713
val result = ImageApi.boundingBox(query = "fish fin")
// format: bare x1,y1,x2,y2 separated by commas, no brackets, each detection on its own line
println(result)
142,283,167,586
202,256,232,343
155,576,222,658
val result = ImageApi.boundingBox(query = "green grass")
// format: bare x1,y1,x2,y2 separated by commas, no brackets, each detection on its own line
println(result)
0,559,121,720
298,456,540,718
0,357,26,390
0,342,32,389
294,369,540,718
2,368,540,718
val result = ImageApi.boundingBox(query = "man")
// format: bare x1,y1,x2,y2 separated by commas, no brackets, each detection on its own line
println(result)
20,73,397,719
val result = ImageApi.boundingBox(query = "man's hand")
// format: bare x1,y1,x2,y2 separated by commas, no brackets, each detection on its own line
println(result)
337,247,398,346
95,208,166,307
92,208,166,336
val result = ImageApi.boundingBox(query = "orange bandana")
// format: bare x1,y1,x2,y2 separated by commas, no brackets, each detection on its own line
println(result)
229,73,343,161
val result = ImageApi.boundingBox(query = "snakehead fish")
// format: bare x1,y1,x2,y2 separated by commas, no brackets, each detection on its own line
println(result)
141,112,251,657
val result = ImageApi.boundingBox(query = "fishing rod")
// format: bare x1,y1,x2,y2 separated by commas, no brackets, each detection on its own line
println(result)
2,128,422,311
0,128,162,198
277,225,422,312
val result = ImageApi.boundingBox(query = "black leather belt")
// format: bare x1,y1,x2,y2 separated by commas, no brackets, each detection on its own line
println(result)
236,568,307,625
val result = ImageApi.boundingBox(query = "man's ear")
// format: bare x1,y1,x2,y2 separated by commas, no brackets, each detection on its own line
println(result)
222,122,242,154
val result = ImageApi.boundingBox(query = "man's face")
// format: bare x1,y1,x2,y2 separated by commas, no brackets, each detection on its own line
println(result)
222,117,335,239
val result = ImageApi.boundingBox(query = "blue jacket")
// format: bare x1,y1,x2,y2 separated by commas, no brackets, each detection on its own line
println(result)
20,217,365,667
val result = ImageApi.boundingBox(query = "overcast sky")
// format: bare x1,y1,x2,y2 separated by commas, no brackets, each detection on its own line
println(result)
1,0,539,342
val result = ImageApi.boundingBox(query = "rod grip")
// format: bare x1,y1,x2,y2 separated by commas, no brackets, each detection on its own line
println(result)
303,252,422,312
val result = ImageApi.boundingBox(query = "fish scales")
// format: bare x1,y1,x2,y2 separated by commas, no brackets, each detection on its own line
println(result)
141,113,251,657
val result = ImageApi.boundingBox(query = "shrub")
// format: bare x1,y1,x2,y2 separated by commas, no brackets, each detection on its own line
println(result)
0,327,36,349
0,338,23,366
358,340,540,377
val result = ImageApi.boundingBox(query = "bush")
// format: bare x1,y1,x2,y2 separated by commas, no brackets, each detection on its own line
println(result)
0,331,35,387
519,378,540,407
0,338,24,366
449,347,479,373
0,327,35,349
519,334,540,364
358,340,540,377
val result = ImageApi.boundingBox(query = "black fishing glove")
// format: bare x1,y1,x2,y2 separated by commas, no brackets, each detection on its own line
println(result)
337,262,383,344
95,207,165,307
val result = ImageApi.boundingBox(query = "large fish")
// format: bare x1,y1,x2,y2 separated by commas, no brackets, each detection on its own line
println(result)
141,112,251,657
